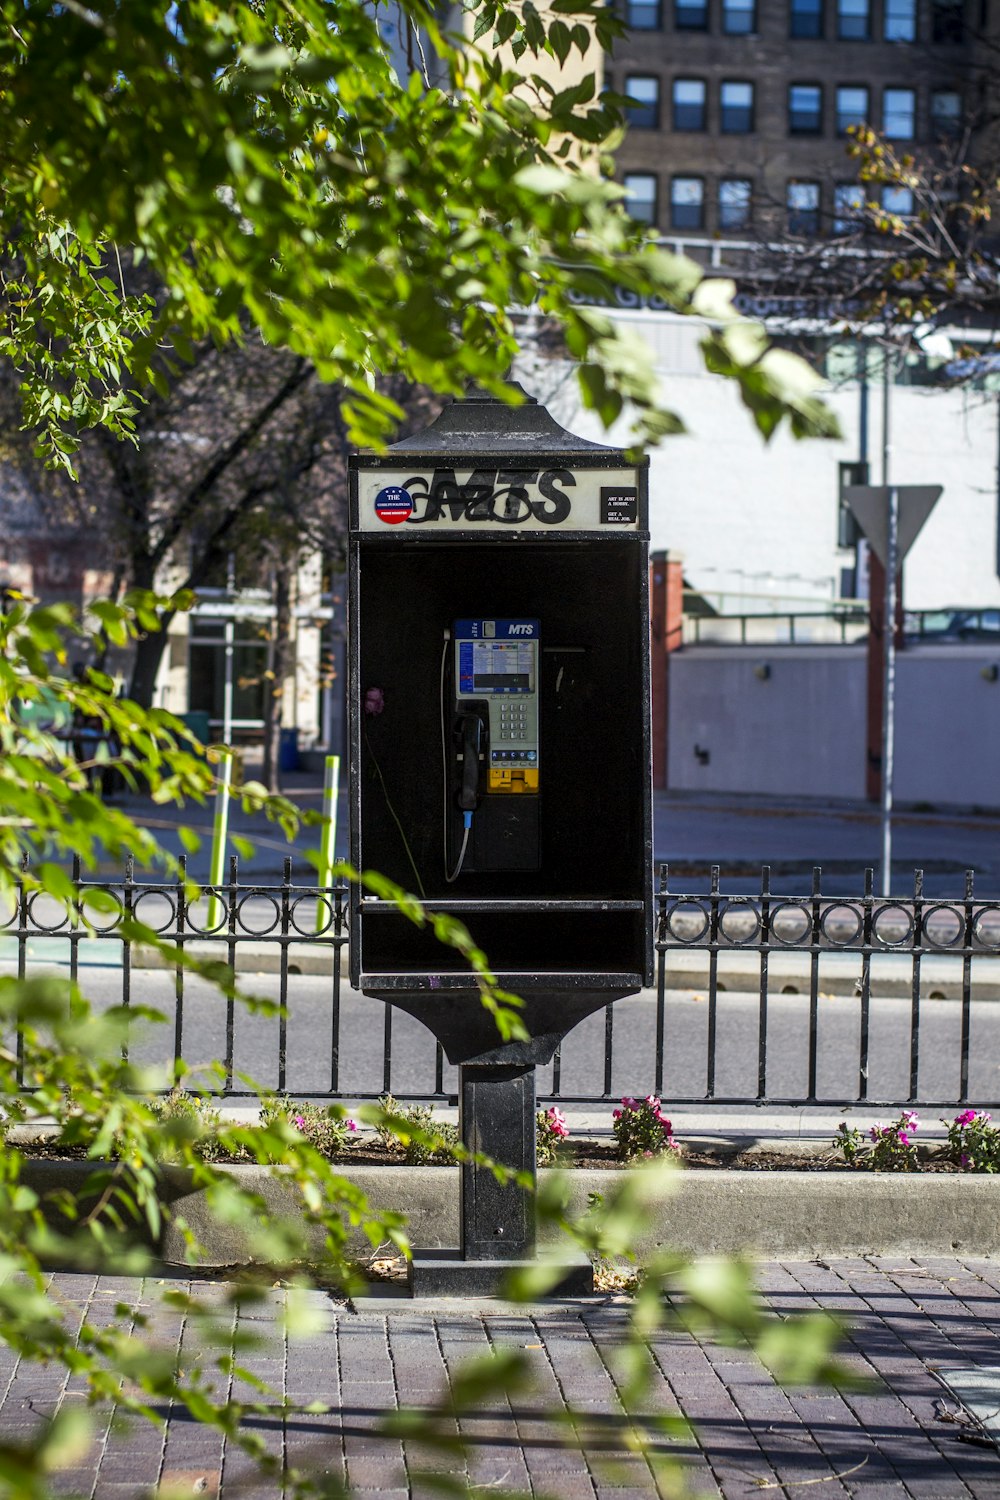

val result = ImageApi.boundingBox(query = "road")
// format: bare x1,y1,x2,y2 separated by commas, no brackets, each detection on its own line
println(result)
86,777,1000,899
10,961,999,1125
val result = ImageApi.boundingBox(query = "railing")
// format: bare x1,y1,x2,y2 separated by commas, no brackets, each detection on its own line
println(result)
682,606,1000,649
684,607,868,646
3,858,999,1113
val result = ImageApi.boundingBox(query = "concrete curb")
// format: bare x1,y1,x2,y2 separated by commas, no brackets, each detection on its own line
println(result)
26,940,1000,1001
21,1160,1000,1265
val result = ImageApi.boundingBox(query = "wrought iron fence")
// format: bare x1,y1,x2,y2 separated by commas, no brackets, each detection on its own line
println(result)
3,856,999,1112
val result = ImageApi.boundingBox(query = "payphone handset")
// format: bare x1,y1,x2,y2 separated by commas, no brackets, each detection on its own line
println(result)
454,618,540,795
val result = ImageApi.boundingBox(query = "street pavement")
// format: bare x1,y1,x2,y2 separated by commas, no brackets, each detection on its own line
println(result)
102,775,1000,899
10,1258,1000,1499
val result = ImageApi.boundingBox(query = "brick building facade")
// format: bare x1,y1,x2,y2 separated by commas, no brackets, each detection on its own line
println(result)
610,0,995,239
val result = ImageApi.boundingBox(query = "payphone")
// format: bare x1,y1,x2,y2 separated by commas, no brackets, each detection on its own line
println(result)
349,384,652,1295
446,617,540,879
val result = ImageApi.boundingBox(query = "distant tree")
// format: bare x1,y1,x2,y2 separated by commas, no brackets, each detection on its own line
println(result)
2,326,439,718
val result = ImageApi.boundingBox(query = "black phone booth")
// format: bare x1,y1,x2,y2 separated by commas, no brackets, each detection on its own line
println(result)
348,385,653,1295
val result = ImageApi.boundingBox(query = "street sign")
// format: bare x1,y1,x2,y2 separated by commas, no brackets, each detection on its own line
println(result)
843,485,943,568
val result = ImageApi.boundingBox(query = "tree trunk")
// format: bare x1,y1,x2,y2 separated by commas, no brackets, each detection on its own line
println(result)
262,564,294,794
128,626,171,710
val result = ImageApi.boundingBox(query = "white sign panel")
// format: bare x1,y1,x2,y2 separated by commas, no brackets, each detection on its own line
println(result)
357,467,641,532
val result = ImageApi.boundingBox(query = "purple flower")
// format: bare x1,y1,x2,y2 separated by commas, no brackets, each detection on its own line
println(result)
955,1110,979,1128
961,1153,971,1167
364,687,385,716
347,1120,357,1132
294,1114,306,1129
897,1132,910,1146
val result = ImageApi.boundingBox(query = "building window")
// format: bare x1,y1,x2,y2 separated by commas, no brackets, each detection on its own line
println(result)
670,176,704,229
931,89,962,136
673,78,707,130
626,0,662,29
836,85,869,135
722,0,756,31
790,0,823,36
882,184,914,215
625,75,660,128
837,0,869,37
883,87,915,138
789,83,823,133
833,182,865,233
720,80,754,133
884,0,916,38
787,180,820,235
675,0,708,27
719,178,752,229
932,0,963,42
624,173,658,225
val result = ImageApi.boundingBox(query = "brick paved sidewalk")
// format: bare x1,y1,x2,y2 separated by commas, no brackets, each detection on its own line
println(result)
3,1257,999,1499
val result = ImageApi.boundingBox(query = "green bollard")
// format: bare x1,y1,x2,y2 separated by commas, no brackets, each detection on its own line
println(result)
207,748,235,932
315,753,341,933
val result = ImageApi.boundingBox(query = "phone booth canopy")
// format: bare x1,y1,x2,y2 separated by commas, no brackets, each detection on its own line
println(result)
348,385,652,1293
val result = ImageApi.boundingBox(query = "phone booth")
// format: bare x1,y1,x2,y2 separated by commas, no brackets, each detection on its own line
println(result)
348,385,652,1295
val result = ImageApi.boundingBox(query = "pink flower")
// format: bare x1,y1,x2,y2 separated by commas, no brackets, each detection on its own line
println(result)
898,1132,910,1145
612,1109,621,1120
621,1097,638,1111
347,1120,357,1132
294,1115,306,1129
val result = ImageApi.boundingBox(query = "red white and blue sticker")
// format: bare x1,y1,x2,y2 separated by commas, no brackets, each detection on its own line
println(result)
374,486,413,525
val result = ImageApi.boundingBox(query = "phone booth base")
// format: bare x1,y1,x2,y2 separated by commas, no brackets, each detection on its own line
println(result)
409,1248,594,1299
349,387,652,1297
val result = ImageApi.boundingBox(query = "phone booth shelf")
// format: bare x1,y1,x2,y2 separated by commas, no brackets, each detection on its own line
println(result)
348,384,653,1297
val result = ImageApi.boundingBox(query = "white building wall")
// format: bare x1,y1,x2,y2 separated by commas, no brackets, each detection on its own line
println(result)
666,644,1000,809
895,647,1000,809
666,646,867,800
522,311,1000,612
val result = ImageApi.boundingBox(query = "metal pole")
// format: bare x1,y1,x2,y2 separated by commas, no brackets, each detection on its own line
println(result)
315,753,341,934
223,617,234,747
880,351,895,897
207,748,234,930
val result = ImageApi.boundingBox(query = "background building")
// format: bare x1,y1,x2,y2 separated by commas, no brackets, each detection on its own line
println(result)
610,0,993,240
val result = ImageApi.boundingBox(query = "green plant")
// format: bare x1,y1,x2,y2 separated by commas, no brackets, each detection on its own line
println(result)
833,1111,919,1170
945,1109,1000,1172
260,1100,358,1160
612,1095,680,1162
536,1105,570,1166
376,1095,460,1164
148,1088,226,1162
833,1120,866,1166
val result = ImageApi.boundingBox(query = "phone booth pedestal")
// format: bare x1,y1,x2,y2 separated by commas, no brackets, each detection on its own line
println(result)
348,386,652,1296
